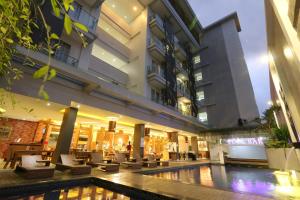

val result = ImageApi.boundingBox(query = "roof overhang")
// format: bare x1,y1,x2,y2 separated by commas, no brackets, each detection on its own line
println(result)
204,12,241,32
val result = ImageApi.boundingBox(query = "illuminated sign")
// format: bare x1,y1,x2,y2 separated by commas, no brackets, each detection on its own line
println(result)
223,137,265,145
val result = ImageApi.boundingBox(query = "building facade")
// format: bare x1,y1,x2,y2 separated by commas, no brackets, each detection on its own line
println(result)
265,0,300,162
197,13,259,129
0,0,257,160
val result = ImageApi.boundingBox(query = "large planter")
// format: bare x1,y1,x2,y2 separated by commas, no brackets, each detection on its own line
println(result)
266,148,300,170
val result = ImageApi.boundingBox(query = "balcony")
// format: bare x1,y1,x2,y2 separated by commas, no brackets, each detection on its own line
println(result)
149,14,165,40
69,8,98,31
148,37,166,62
175,59,188,78
82,0,104,8
175,42,187,61
38,47,79,67
177,83,190,99
147,65,166,89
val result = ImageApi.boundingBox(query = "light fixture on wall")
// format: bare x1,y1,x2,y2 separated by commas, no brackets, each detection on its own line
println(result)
0,107,6,113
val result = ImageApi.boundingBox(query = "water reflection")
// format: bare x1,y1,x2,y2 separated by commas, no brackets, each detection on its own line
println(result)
151,165,300,198
8,186,130,200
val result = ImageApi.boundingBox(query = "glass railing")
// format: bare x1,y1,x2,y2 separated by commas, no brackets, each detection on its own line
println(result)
148,37,165,53
38,47,79,67
53,53,79,67
150,14,164,29
147,65,166,79
69,8,98,31
177,83,190,97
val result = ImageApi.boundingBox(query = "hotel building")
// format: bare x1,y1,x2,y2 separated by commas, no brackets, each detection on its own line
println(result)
0,0,257,161
265,0,300,160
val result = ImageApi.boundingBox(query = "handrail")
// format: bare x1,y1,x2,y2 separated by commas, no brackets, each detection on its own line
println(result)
147,65,166,79
150,14,164,29
38,47,79,67
69,7,98,30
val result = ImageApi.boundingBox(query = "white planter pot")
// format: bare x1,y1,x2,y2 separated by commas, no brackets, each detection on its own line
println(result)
266,148,300,170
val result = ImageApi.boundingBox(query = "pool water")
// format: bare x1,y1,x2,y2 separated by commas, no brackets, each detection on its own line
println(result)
147,165,300,199
5,185,130,200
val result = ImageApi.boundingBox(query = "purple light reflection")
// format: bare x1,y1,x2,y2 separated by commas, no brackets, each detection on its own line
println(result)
231,178,276,195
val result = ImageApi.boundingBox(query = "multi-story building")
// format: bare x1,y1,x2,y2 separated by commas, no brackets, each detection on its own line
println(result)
265,0,300,148
196,13,259,128
0,0,257,161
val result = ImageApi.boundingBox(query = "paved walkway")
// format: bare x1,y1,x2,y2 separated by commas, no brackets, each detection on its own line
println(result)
0,160,277,200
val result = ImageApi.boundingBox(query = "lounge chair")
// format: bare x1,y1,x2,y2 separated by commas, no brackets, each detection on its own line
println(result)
87,152,119,172
55,154,91,175
114,153,143,169
15,155,55,179
141,155,157,168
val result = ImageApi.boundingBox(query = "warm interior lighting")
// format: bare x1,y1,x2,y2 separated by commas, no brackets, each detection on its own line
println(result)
283,47,293,59
112,4,116,8
46,102,51,106
0,107,6,113
267,100,273,106
133,6,138,11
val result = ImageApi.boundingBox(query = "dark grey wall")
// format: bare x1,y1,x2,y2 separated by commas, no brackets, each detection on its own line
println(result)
197,18,259,128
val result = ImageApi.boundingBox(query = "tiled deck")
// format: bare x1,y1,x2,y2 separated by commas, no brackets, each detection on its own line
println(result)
0,160,274,200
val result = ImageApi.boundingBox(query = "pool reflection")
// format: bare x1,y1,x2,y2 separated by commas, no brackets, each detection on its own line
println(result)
150,165,300,198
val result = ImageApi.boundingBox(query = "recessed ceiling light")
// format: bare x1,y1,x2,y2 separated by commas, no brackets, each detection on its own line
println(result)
76,104,81,108
113,58,116,62
124,16,128,19
133,6,138,11
105,27,110,31
0,107,6,113
46,102,51,106
112,4,116,8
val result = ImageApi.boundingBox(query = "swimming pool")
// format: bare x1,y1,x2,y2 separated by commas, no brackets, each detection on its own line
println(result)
144,164,300,199
5,185,130,200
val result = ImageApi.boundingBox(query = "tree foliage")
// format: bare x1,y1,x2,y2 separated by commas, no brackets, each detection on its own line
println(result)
0,0,87,100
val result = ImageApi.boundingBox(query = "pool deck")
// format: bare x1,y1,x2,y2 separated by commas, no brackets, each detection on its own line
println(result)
0,160,274,200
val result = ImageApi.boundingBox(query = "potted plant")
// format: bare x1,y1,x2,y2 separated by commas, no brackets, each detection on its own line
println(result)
265,126,300,170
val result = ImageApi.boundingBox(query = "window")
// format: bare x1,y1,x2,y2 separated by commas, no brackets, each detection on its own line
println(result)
195,72,203,81
151,88,161,103
198,112,208,122
196,91,205,101
193,55,201,64
68,2,82,20
54,41,71,62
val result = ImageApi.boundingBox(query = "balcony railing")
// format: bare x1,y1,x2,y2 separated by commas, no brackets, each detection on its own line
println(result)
175,59,187,72
147,65,165,79
177,83,190,97
69,8,98,31
148,37,165,53
38,47,79,67
149,14,164,29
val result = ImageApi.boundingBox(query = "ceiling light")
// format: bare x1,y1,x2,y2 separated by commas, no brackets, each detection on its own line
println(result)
133,6,138,11
113,58,116,62
76,104,81,108
46,102,51,106
124,16,128,19
0,108,6,113
112,4,116,8
283,47,293,59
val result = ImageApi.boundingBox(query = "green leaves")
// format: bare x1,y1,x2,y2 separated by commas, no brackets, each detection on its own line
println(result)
33,65,49,79
74,22,88,32
63,0,74,12
64,15,72,35
51,0,60,17
50,33,59,40
48,69,56,80
39,88,49,100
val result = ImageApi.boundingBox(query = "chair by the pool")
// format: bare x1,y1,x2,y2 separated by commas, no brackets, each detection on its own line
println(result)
87,152,119,172
114,153,142,169
55,154,91,175
141,154,157,168
15,155,55,179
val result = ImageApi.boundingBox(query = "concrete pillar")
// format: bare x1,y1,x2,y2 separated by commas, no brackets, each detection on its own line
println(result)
191,136,199,158
52,107,78,163
133,124,145,159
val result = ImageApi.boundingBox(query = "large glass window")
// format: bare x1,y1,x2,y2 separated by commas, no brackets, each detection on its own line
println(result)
193,55,201,64
69,2,82,19
195,72,203,81
151,88,161,103
196,91,205,101
54,41,71,62
198,112,208,123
